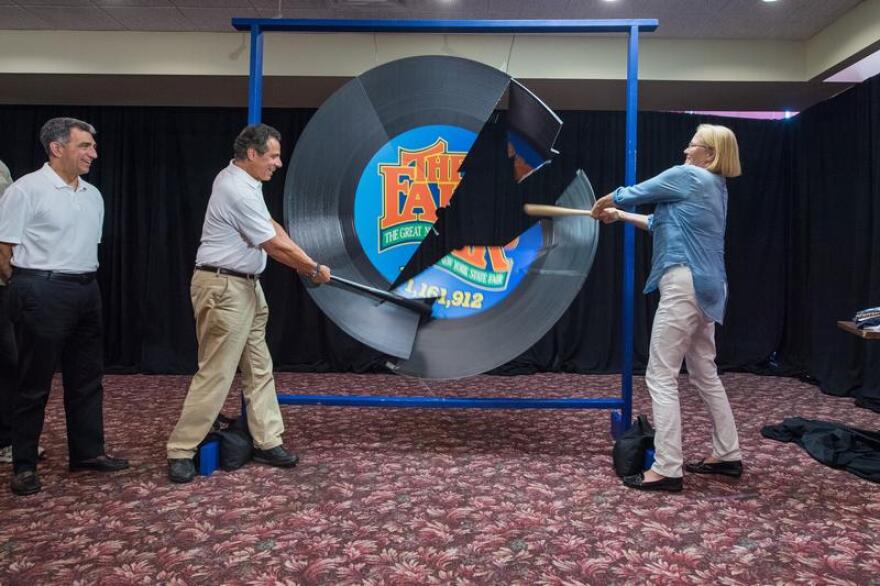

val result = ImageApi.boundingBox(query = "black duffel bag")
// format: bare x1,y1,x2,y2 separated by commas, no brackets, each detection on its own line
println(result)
200,414,253,471
612,415,655,477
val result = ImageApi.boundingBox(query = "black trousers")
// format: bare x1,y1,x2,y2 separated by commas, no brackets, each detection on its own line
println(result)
9,274,105,472
0,286,15,448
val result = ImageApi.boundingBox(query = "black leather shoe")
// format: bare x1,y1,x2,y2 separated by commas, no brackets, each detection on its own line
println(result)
168,458,196,483
622,472,683,492
252,445,298,468
70,454,130,472
684,459,743,478
11,470,41,496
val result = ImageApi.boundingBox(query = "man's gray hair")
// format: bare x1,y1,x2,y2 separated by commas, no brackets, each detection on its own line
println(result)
39,117,97,156
233,124,281,161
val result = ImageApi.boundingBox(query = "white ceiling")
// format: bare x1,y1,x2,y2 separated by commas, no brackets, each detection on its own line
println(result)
0,0,866,40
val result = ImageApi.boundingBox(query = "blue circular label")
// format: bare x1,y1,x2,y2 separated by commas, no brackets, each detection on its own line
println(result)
353,125,541,319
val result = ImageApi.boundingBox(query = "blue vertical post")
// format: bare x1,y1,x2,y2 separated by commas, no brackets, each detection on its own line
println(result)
243,22,264,431
247,24,264,125
620,25,640,429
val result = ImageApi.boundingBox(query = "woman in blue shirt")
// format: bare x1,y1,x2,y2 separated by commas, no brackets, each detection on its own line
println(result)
593,124,743,492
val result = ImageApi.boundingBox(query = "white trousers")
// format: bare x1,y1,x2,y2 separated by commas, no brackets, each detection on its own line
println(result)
646,265,741,478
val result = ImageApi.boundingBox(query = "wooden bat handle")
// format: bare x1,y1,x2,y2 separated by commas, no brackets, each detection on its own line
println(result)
523,203,593,218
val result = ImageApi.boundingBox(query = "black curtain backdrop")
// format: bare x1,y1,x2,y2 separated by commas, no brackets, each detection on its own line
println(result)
782,74,880,407
0,75,877,405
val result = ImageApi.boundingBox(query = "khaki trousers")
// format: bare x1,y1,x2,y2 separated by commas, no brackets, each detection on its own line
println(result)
166,270,284,459
646,265,741,478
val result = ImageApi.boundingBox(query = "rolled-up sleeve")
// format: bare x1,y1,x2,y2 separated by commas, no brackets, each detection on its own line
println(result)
612,165,695,207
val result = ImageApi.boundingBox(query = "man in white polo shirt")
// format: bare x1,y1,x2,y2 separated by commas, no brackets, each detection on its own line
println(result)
0,159,15,464
0,118,129,496
166,123,330,484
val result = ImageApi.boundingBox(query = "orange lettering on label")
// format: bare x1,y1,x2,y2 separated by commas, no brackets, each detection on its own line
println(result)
379,139,465,231
451,246,489,270
486,246,512,272
379,166,415,228
399,182,438,223
450,236,520,273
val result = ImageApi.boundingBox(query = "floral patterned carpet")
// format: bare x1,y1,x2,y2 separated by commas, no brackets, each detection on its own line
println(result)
1,372,878,585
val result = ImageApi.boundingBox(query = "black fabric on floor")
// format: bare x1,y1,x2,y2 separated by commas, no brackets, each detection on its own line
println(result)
761,417,880,483
855,395,880,413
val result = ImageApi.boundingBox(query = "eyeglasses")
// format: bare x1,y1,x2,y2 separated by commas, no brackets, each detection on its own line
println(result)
688,142,713,150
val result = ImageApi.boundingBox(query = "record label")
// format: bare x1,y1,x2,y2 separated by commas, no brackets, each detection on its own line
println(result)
353,124,542,319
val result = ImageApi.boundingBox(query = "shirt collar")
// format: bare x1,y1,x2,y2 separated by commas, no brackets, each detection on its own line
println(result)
228,160,262,191
41,162,87,192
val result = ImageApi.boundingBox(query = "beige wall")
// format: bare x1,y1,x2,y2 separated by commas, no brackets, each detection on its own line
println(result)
806,0,880,79
0,30,809,82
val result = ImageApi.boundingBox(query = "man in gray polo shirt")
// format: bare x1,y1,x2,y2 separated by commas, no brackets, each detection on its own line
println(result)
166,123,330,484
0,118,129,496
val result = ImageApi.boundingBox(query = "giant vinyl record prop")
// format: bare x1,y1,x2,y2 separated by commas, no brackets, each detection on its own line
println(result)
286,55,599,378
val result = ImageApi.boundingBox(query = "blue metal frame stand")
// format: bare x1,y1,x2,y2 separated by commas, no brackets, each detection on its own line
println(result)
202,18,657,475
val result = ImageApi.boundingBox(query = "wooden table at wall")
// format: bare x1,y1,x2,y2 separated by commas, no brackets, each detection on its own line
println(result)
837,321,880,340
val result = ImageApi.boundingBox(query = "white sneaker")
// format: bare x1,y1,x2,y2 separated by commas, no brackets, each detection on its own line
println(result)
0,445,46,463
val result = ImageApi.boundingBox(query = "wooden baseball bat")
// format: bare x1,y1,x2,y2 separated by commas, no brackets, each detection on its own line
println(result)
523,203,593,218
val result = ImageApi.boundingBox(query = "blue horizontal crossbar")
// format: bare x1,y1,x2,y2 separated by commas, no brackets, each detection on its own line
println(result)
232,18,658,34
277,394,625,409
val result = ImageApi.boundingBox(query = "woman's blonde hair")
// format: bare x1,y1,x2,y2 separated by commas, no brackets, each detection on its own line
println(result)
697,124,741,178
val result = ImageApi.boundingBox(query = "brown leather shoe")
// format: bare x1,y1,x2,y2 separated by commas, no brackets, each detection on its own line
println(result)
684,459,743,478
